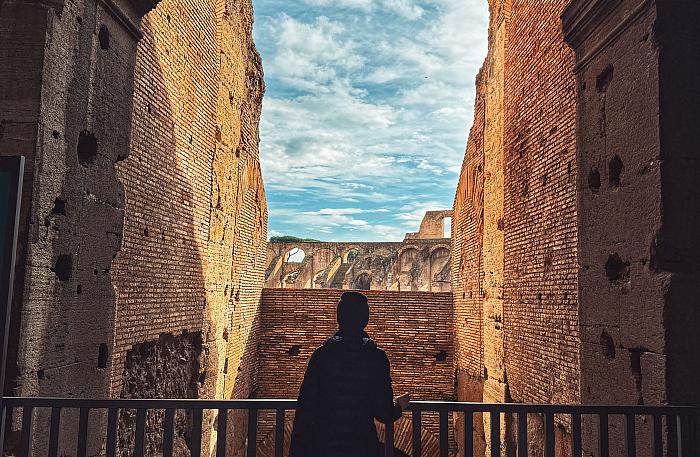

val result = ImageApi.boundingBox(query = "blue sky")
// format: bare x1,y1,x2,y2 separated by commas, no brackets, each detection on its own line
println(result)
253,0,488,242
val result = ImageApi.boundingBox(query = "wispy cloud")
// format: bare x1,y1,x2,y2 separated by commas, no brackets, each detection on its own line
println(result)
254,0,488,241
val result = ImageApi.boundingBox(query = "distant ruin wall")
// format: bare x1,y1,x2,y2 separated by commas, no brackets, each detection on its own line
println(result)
255,288,455,456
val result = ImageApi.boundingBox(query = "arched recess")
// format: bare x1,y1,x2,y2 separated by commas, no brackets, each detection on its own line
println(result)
342,247,362,263
353,272,372,291
429,247,451,292
399,248,419,272
312,270,326,289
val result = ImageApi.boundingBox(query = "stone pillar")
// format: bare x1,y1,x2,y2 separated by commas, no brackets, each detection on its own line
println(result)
1,0,156,453
563,0,700,453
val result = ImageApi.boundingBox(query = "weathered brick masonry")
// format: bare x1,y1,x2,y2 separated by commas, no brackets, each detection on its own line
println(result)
255,288,454,456
1,0,267,454
454,0,700,454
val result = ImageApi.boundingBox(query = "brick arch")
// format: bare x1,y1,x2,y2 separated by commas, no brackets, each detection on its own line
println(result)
256,415,443,457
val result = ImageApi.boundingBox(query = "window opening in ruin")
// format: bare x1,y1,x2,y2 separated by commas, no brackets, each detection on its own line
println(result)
443,216,452,238
286,248,306,263
344,248,360,263
354,273,371,291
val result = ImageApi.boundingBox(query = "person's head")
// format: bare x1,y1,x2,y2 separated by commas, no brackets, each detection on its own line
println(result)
336,291,369,333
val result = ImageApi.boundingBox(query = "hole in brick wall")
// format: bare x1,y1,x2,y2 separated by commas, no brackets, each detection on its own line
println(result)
52,254,73,282
609,155,623,189
51,197,67,216
567,161,572,175
588,167,601,193
288,345,301,356
462,292,466,299
542,173,548,185
99,24,110,50
596,64,614,93
223,358,229,374
147,103,152,114
77,284,82,295
37,370,45,380
144,227,150,237
605,253,630,282
76,16,82,25
77,131,98,166
223,328,229,341
93,269,98,276
52,130,60,139
98,343,108,368
435,350,448,362
600,330,616,359
537,293,543,303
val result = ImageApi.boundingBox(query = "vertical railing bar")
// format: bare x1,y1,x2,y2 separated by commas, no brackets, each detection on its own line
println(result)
599,414,609,457
191,408,203,457
412,410,422,457
48,407,61,457
385,420,395,457
0,405,7,456
652,415,663,457
76,407,89,457
275,408,285,457
463,411,473,457
440,410,449,457
626,414,637,457
217,408,228,457
247,408,258,457
20,406,33,457
517,412,527,457
106,408,118,457
676,415,683,457
134,408,146,457
490,410,500,457
544,413,555,457
572,413,582,457
163,408,175,457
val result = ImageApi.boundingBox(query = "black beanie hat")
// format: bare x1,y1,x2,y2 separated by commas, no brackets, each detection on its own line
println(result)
337,291,370,331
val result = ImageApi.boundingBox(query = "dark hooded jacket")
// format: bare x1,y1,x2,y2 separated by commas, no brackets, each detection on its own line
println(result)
289,330,403,457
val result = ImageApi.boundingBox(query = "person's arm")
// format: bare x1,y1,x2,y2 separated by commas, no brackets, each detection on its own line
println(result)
372,350,405,424
289,350,322,456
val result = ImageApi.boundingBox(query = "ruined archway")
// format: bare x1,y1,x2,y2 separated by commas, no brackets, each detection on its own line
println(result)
353,272,372,291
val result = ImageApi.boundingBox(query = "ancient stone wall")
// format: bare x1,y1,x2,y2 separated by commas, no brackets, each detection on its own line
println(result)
1,0,267,454
452,0,579,452
255,288,454,456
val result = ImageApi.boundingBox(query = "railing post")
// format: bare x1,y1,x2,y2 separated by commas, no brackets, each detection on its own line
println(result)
625,414,637,457
598,414,609,457
517,412,527,457
440,410,449,457
191,408,203,457
134,408,146,457
385,420,395,457
463,411,473,457
162,408,175,457
412,410,422,457
490,410,500,457
20,405,33,457
544,413,555,457
571,412,582,457
652,415,663,457
106,407,118,457
48,407,61,457
247,408,258,457
275,408,285,457
77,407,89,457
217,408,228,457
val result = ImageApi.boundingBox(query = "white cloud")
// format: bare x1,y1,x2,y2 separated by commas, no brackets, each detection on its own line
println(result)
254,0,488,240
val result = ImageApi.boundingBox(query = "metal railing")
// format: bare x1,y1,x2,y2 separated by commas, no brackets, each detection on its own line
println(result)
1,397,698,457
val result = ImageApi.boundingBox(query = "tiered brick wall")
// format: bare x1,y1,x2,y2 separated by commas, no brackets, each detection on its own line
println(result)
502,0,579,407
256,288,454,455
452,0,579,451
113,0,267,415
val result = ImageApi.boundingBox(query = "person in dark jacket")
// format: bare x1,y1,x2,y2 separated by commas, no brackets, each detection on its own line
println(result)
289,291,410,457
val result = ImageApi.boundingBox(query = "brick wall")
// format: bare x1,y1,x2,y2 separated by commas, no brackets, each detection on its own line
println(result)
452,0,579,451
113,0,267,413
256,288,454,455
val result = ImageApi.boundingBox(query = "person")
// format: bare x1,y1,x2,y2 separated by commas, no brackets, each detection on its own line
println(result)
289,291,410,457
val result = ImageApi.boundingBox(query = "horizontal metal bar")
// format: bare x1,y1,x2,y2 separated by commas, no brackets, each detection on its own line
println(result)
2,397,699,415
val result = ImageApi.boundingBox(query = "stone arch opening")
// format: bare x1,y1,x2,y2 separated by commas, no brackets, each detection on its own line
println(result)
286,247,306,263
354,272,372,290
399,248,419,272
343,247,361,263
